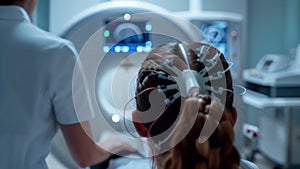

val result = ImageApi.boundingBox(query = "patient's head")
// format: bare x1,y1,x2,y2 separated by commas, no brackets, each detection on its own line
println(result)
133,42,240,169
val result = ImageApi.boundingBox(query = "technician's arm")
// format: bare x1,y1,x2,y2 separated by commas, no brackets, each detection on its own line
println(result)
60,121,134,168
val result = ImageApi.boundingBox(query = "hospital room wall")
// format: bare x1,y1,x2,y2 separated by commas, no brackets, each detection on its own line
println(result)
247,0,300,68
32,0,49,31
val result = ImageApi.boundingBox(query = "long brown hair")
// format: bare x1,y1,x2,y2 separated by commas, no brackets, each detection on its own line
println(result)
134,42,240,169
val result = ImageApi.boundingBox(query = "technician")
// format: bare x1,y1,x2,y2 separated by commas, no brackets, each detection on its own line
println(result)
0,0,134,168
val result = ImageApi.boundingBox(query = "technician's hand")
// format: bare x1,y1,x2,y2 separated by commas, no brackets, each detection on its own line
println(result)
61,121,137,167
98,137,136,156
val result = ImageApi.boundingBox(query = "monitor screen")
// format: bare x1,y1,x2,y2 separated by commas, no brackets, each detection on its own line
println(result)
103,20,152,53
200,21,228,58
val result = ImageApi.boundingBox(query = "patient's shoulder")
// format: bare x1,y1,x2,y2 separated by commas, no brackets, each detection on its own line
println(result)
240,159,259,169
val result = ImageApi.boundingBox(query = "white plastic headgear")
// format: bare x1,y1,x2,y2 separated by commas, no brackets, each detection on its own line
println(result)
176,43,201,97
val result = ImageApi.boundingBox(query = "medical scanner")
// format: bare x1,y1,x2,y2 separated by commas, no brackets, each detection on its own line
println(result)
243,51,300,97
48,1,204,168
242,44,300,168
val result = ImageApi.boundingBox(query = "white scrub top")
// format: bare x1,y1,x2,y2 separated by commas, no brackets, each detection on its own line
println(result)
0,6,94,169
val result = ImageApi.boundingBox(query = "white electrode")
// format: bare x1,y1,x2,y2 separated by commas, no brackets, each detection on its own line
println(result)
178,69,201,97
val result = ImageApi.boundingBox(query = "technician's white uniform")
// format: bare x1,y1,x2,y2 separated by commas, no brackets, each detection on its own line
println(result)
0,6,93,169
